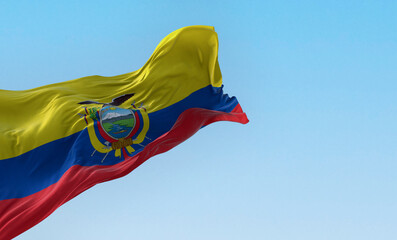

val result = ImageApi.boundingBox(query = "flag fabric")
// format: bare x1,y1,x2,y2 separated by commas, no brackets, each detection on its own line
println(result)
0,26,248,239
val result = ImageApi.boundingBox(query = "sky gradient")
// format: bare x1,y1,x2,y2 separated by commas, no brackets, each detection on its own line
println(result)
1,1,397,239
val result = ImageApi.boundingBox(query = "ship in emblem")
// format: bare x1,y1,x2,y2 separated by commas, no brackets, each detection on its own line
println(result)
78,93,150,162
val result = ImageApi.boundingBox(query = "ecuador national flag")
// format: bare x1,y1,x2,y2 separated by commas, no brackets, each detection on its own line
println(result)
0,26,248,239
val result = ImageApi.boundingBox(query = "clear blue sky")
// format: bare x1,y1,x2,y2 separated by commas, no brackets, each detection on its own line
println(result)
1,0,396,239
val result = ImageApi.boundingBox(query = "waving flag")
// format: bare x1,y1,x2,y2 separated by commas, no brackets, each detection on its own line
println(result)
0,26,248,239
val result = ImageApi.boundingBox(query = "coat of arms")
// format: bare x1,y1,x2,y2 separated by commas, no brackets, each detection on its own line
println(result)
78,93,150,162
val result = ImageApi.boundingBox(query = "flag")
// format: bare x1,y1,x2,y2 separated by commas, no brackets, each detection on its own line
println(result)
0,26,248,239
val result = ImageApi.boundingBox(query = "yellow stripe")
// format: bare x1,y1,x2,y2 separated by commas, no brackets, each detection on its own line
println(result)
0,26,222,160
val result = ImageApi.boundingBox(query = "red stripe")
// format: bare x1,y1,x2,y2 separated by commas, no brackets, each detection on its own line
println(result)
0,105,248,240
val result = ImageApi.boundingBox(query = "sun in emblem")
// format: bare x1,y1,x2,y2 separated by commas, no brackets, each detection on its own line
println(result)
78,93,150,162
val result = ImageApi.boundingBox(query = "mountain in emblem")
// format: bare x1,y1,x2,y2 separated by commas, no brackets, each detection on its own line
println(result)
102,111,130,121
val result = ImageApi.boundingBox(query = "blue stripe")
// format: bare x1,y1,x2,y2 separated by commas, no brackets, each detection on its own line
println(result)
0,85,239,200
